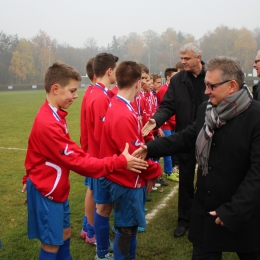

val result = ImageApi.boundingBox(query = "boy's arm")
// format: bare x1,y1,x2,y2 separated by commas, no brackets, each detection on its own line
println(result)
25,120,147,181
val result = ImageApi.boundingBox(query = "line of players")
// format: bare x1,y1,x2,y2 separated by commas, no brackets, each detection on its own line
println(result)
80,54,184,260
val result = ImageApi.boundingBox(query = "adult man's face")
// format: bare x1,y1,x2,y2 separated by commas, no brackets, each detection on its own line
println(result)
204,69,235,106
180,50,201,73
253,52,260,77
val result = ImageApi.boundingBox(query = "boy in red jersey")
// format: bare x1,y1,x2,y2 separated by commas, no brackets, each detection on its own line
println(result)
157,68,179,182
85,53,118,260
100,61,162,260
80,57,98,245
22,61,147,260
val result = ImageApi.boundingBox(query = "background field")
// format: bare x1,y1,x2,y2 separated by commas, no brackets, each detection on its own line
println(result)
0,90,239,259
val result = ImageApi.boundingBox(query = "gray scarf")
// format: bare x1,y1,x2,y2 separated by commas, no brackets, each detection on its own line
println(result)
196,84,252,176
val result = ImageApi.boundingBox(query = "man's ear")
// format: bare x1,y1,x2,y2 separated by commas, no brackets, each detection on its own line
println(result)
229,80,239,94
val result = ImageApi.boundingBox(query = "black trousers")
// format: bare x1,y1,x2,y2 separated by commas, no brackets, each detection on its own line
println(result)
177,151,196,227
192,244,260,260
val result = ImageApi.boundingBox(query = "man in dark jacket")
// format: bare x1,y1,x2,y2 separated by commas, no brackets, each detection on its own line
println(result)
142,43,208,237
135,56,260,259
253,50,260,101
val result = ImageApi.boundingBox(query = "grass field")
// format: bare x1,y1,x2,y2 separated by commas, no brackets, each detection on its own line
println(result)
0,90,239,259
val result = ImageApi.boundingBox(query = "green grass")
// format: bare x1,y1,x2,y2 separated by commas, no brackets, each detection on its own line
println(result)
0,90,239,259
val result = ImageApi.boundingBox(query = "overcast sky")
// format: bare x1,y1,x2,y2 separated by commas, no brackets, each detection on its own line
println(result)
1,0,259,48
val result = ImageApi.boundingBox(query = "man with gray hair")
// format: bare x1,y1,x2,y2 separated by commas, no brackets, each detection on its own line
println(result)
253,50,260,101
134,56,260,259
142,42,208,237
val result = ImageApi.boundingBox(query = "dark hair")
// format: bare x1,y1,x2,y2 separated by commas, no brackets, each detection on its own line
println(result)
44,61,81,93
116,61,141,89
93,53,118,77
86,57,95,81
164,68,177,79
138,63,149,74
152,73,162,82
175,61,184,71
205,56,245,89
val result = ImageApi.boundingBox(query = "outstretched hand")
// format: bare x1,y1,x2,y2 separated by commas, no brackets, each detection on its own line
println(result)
157,128,165,138
142,119,156,136
132,145,148,160
123,143,148,173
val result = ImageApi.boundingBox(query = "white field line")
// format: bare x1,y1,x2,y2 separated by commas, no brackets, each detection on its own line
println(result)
0,146,27,151
146,185,179,224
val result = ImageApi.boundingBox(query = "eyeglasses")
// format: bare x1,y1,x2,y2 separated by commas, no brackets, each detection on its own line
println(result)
204,79,231,91
254,59,260,64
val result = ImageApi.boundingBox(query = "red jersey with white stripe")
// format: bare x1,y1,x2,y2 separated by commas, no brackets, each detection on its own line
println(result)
23,100,126,202
80,84,93,152
85,82,111,158
157,84,176,130
131,91,147,126
100,95,161,188
143,91,156,142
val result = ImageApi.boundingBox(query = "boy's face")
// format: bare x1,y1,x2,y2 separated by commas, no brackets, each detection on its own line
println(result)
109,63,118,85
141,72,150,92
166,72,177,83
152,78,162,92
55,79,78,109
134,79,142,98
149,77,153,90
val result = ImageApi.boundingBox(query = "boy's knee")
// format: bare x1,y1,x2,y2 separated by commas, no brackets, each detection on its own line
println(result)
96,203,112,217
118,226,138,237
63,227,71,241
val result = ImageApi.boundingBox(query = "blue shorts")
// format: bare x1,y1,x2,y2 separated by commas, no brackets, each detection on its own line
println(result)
100,178,146,227
84,177,94,190
93,178,112,204
27,179,70,245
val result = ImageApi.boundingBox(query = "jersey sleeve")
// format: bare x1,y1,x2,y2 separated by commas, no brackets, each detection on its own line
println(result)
24,119,127,182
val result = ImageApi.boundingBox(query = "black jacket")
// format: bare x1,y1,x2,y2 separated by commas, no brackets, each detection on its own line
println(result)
252,82,260,101
152,62,208,132
147,100,260,252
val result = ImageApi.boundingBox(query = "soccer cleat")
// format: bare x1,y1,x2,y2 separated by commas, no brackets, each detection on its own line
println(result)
111,226,118,234
94,253,114,260
159,178,169,186
137,226,145,232
173,166,179,174
155,182,161,187
167,173,179,182
80,229,88,239
152,187,157,191
146,196,152,202
86,234,97,246
108,241,113,253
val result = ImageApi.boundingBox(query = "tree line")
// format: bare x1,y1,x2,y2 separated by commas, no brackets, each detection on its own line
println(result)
1,25,260,86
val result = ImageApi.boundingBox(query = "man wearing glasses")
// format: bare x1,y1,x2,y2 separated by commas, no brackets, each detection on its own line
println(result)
253,50,260,101
142,43,208,238
134,56,260,259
